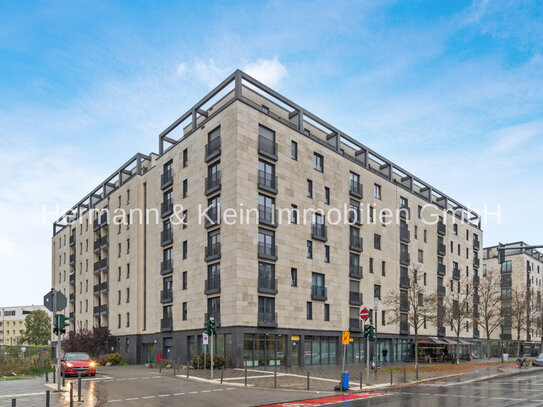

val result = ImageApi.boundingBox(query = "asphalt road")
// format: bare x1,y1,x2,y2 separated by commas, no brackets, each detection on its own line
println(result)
324,370,543,407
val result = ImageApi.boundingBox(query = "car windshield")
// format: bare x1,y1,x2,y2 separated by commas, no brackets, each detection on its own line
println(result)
65,353,90,361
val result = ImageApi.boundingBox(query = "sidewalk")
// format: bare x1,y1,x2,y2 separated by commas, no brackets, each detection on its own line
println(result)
0,376,71,407
177,358,520,391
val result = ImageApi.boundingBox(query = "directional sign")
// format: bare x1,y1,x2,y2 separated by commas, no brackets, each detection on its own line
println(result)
341,331,350,345
203,333,209,345
43,290,67,312
360,307,369,321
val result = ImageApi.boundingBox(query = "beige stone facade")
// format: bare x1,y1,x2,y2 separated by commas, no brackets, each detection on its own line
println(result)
0,305,51,346
51,70,484,366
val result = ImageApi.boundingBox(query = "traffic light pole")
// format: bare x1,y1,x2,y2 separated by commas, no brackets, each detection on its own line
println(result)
365,320,369,385
210,332,214,380
54,291,61,391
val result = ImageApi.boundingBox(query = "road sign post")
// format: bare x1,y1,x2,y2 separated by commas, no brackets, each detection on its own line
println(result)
44,289,67,392
341,331,349,385
360,307,370,385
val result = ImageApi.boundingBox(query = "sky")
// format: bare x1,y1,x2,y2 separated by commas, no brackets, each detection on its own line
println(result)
0,0,542,306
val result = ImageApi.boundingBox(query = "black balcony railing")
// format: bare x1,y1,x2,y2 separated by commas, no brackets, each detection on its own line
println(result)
258,135,278,160
205,171,221,195
473,257,480,268
160,259,173,275
205,207,220,228
93,282,108,294
205,136,221,162
258,205,277,227
258,277,278,294
400,275,410,289
348,210,362,225
399,206,410,220
69,273,75,283
311,223,327,242
437,327,446,337
438,286,446,296
452,268,460,280
400,300,409,312
349,180,363,198
473,329,480,339
473,293,480,303
349,292,362,305
400,251,410,266
473,239,480,251
69,254,75,265
257,171,278,193
258,242,278,261
501,275,512,287
205,277,221,295
205,242,221,261
161,228,173,246
400,226,410,243
437,243,446,256
205,312,221,327
473,275,480,285
349,264,363,279
311,285,327,301
437,263,446,276
437,221,446,236
160,317,173,332
93,258,108,273
160,289,173,303
69,234,75,247
69,293,75,302
349,234,363,252
350,318,362,332
161,199,173,218
93,235,108,252
161,168,173,190
93,304,108,315
400,322,409,335
258,311,278,327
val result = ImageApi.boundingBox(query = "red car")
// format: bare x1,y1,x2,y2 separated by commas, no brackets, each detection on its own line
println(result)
61,352,96,376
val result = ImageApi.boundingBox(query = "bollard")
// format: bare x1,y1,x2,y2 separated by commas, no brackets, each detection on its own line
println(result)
187,365,190,378
46,390,50,407
416,365,419,380
390,368,393,385
244,366,248,387
62,370,65,388
11,398,16,407
403,367,406,383
360,371,362,390
198,357,200,370
69,383,74,407
274,366,277,388
306,372,310,390
159,361,162,373
78,372,82,402
45,363,49,382
53,366,56,384
221,366,224,384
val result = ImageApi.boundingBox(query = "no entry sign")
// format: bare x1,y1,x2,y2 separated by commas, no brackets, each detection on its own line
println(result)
360,308,369,321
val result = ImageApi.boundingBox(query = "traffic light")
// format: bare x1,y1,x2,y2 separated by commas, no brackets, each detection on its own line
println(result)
363,324,376,341
204,320,211,335
53,314,70,335
209,318,216,335
363,324,371,338
498,244,505,264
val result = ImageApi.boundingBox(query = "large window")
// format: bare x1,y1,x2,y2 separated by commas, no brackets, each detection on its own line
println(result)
313,153,323,172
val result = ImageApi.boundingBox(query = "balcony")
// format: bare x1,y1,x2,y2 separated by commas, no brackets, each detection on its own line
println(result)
205,171,221,195
473,329,480,339
205,312,221,328
160,229,173,246
501,275,512,287
349,264,363,279
93,304,108,315
93,213,109,231
160,289,173,303
160,317,173,332
258,135,278,161
69,254,75,265
349,292,362,305
258,277,278,294
473,293,480,303
205,277,221,295
204,207,220,228
473,238,480,251
473,257,480,268
400,226,410,243
161,168,173,190
348,210,362,225
400,275,410,289
161,199,173,218
257,171,278,194
437,327,446,337
311,285,327,301
205,242,221,261
437,243,446,256
473,275,480,285
349,318,362,332
93,235,108,252
349,180,363,199
69,234,75,247
437,263,446,276
258,205,277,228
69,293,75,302
311,223,327,242
69,312,75,320
258,311,278,328
437,221,446,236
400,300,409,312
93,258,108,273
205,136,221,162
473,309,480,319
452,268,460,280
400,251,410,266
438,286,446,296
69,272,75,283
258,242,278,261
399,206,410,220
349,234,363,252
400,322,409,335
93,282,108,294
160,259,173,275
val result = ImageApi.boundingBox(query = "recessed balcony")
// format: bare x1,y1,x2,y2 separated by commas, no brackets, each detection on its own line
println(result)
205,277,221,295
349,180,363,198
257,171,278,194
258,242,278,261
161,168,173,190
205,171,221,195
311,223,327,242
160,289,173,304
204,242,221,261
205,136,221,162
349,234,363,252
258,135,278,161
311,285,327,301
258,311,278,328
349,292,362,305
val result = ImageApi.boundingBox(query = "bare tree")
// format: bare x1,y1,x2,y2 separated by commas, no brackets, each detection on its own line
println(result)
476,267,502,359
510,287,533,357
385,264,437,368
441,275,474,364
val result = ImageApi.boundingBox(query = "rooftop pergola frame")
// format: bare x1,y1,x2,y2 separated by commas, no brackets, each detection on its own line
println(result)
484,241,543,263
53,153,151,235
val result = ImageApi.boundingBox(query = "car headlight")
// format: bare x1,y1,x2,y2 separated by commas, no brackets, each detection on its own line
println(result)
90,362,95,367
66,362,73,367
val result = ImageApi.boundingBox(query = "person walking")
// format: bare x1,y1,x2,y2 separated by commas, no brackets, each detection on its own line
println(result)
382,348,388,365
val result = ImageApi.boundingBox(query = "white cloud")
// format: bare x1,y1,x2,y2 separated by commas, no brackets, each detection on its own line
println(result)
487,120,543,155
243,57,288,87
191,58,231,88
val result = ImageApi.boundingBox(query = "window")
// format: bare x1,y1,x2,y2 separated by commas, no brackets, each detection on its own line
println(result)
324,304,330,321
126,288,130,303
369,206,374,223
313,153,323,172
182,210,187,229
369,257,374,274
382,311,386,326
418,205,422,219
374,184,381,199
324,245,330,263
182,302,187,320
381,261,386,276
324,187,330,204
127,263,130,279
126,339,130,353
118,267,121,281
258,228,275,258
127,189,130,204
291,268,297,287
424,229,427,243
482,264,487,277
414,226,418,239
374,234,381,250
466,248,469,259
291,141,298,160
258,296,275,320
453,224,458,235
207,296,220,318
118,243,121,257
118,290,121,305
258,194,275,225
306,302,313,320
118,314,121,329
423,273,427,286
126,312,130,328
258,160,276,190
374,284,381,300
126,238,130,254
307,179,313,198
418,250,424,263
183,179,188,198
183,148,188,167
183,240,188,259
466,230,469,240
182,271,187,290
307,240,313,258
291,205,298,224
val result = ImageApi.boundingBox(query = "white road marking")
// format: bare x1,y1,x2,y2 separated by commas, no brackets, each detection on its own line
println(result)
158,394,170,397
107,400,122,403
174,392,185,396
201,390,211,393
142,396,155,399
213,389,223,391
125,397,139,401
189,391,198,394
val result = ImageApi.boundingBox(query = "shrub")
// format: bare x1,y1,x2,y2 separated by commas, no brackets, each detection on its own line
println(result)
98,353,123,366
191,353,226,369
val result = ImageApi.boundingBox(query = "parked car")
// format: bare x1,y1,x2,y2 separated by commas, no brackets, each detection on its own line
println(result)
61,352,96,376
532,353,543,367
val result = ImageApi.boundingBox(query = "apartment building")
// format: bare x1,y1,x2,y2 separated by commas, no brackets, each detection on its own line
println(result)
483,242,543,356
51,70,482,366
0,305,50,346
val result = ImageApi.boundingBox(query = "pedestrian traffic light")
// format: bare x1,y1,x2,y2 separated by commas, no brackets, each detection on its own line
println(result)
498,243,505,264
209,318,216,335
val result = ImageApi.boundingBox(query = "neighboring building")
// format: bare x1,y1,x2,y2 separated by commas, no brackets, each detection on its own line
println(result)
51,70,482,366
483,242,543,356
0,305,51,346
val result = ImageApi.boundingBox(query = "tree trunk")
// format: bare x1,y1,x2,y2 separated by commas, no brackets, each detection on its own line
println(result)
487,335,491,360
414,328,418,369
517,328,521,357
456,330,460,365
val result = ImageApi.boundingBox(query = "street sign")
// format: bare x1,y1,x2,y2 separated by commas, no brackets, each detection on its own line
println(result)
44,290,67,312
341,331,350,345
360,308,369,321
203,333,209,345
